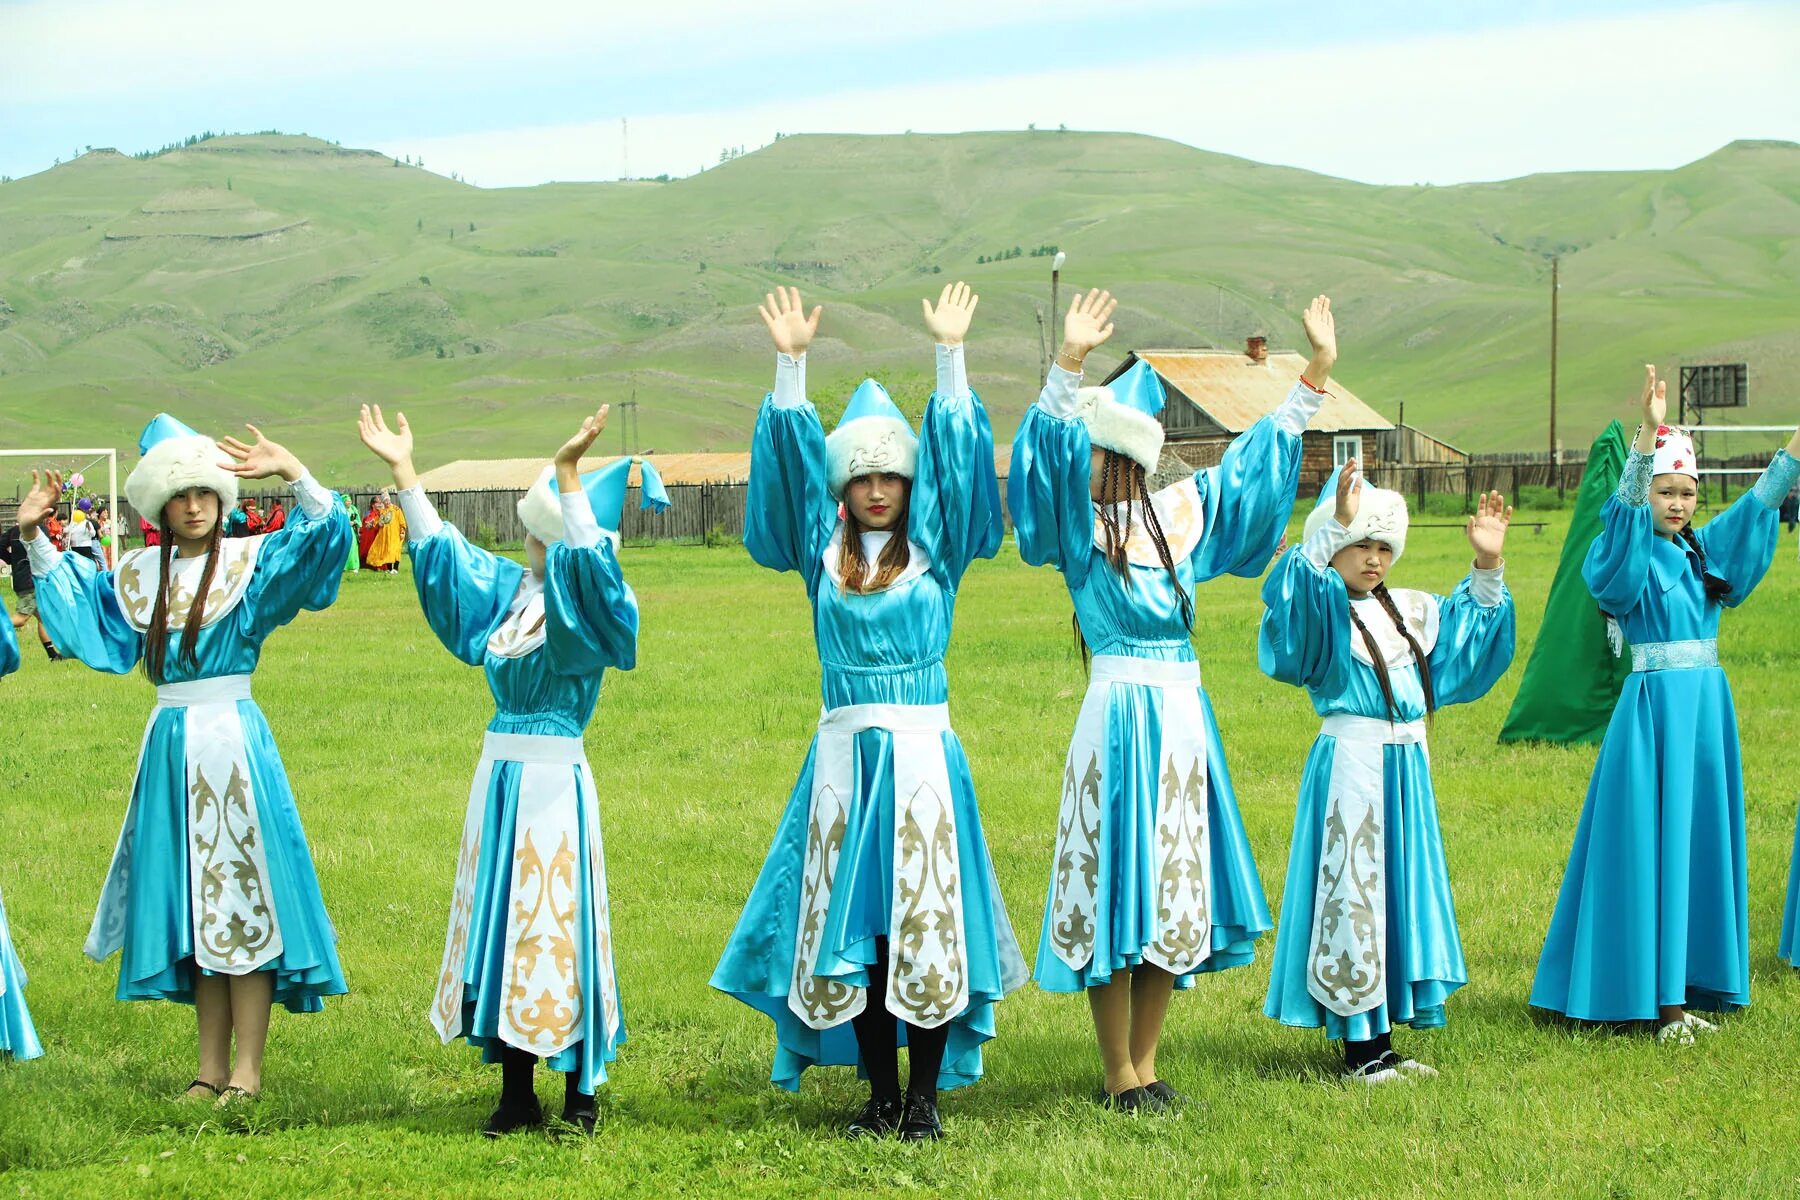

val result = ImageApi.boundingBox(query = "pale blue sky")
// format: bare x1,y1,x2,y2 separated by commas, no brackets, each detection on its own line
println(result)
2,0,1794,185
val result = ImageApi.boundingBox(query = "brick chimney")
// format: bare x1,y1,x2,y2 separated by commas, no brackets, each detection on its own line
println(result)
1245,334,1268,364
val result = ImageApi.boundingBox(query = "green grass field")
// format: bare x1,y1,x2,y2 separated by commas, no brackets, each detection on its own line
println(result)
2,513,1799,1198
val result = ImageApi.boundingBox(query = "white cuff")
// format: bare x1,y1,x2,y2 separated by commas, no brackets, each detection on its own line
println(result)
1038,363,1083,419
1470,562,1506,608
1274,380,1325,438
773,352,807,409
935,343,969,401
558,490,604,549
1301,518,1358,569
26,530,64,577
290,472,336,521
395,485,444,542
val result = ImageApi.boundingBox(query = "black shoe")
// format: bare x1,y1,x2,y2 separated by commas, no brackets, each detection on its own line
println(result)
1096,1085,1151,1113
482,1095,544,1136
1142,1079,1186,1111
561,1097,597,1134
846,1094,902,1139
897,1092,942,1142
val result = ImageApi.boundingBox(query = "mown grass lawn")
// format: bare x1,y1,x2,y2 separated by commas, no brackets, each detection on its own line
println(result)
2,511,1798,1198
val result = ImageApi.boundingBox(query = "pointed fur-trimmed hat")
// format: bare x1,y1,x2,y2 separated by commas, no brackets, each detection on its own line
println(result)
126,413,239,520
1077,359,1166,473
1651,424,1698,481
825,379,917,499
1302,464,1410,563
515,456,670,544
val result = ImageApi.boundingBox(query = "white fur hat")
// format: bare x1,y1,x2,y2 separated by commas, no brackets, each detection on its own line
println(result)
1651,424,1698,481
516,465,565,544
1077,359,1166,473
1303,471,1410,563
126,414,239,521
825,379,918,499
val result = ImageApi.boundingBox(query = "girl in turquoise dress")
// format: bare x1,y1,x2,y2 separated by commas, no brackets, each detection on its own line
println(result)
0,597,44,1063
713,284,1027,1142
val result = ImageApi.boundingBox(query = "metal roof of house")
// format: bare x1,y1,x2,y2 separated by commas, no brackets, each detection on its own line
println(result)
1121,349,1394,435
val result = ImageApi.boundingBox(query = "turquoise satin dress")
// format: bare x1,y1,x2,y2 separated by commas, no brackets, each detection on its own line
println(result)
31,491,351,1012
1258,540,1514,1040
711,374,1028,1093
1533,449,1798,1020
1010,367,1311,991
0,603,43,1060
407,509,638,1095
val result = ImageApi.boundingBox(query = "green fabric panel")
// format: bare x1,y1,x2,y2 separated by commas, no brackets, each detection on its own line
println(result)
1498,421,1631,745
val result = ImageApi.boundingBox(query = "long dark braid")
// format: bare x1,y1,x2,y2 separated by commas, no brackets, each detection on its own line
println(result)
141,517,222,684
1347,584,1435,723
1677,525,1733,604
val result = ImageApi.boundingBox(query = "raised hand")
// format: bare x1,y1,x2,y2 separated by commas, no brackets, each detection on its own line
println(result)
758,286,821,358
1333,458,1362,527
554,404,611,493
1466,489,1512,568
1302,295,1337,389
1634,365,1668,454
16,469,64,537
219,425,303,483
358,404,419,490
1059,289,1117,367
922,280,979,347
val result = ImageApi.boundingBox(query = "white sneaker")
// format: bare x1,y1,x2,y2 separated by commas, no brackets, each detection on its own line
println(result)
1656,1019,1694,1046
1391,1055,1439,1078
1682,1013,1720,1035
1343,1058,1405,1086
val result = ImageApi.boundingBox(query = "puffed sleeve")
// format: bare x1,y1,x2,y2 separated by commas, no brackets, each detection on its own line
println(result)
1190,381,1319,582
1008,364,1095,588
910,343,1002,588
744,352,834,594
1692,449,1798,608
28,533,142,674
1426,566,1517,707
1583,450,1656,615
543,491,640,676
401,487,524,667
242,473,354,637
1258,519,1353,695
0,600,18,677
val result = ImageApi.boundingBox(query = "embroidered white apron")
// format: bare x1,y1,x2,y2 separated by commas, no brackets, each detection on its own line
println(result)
788,701,968,1031
431,729,619,1058
1305,713,1428,1018
1047,655,1213,975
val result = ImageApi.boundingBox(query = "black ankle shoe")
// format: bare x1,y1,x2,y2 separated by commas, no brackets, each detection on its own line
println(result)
482,1095,544,1137
1096,1085,1151,1113
846,1094,901,1139
897,1092,942,1142
1142,1079,1185,1110
561,1097,597,1134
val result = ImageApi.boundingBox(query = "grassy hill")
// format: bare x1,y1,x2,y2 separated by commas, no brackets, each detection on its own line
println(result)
1,131,1796,480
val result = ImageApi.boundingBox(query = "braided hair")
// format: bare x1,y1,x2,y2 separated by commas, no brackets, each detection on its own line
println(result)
1347,582,1435,724
1074,449,1192,665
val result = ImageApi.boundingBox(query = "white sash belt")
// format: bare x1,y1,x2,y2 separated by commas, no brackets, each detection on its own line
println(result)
1047,655,1214,976
789,700,968,1031
88,672,284,975
431,727,619,1056
1306,712,1430,1017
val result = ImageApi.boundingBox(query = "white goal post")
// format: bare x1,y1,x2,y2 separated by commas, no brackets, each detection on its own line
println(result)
1684,426,1793,478
2,448,120,552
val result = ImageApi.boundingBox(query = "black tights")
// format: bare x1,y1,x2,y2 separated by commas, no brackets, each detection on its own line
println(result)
499,1045,587,1111
849,938,950,1104
1343,1031,1392,1070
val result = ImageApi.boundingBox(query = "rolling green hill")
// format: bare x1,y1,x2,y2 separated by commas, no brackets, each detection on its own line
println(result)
1,131,1795,480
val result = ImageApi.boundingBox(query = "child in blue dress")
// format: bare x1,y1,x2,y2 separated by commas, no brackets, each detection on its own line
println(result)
1260,465,1515,1081
18,417,351,1102
1533,367,1800,1041
360,403,658,1134
713,284,1027,1142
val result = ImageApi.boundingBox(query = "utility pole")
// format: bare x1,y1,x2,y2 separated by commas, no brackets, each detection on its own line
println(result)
1035,306,1048,388
1549,256,1560,493
621,117,629,181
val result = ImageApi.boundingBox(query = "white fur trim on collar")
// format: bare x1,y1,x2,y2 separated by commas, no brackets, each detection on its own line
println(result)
1075,386,1163,473
1303,483,1410,563
126,434,240,521
825,417,918,499
515,465,564,544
